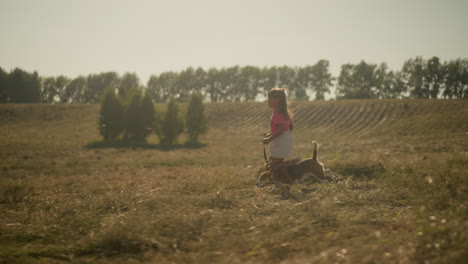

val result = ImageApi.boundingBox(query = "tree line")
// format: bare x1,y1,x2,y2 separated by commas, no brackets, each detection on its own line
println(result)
1,56,466,103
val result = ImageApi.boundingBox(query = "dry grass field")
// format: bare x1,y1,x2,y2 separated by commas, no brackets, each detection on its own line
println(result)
1,99,467,263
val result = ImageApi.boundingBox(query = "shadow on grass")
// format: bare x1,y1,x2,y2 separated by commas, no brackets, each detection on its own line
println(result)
85,140,207,151
333,162,386,180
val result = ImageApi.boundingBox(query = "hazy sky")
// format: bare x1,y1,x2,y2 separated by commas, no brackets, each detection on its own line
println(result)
1,0,467,85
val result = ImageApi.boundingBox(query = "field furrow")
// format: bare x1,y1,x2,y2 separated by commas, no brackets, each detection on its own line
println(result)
341,103,369,136
204,100,468,139
297,103,325,130
332,103,362,137
360,101,387,136
239,104,267,130
321,103,349,133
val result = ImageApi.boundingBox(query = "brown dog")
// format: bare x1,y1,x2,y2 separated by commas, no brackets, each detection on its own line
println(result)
256,141,336,197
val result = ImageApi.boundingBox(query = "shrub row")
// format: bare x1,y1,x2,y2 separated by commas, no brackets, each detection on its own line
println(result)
98,88,207,145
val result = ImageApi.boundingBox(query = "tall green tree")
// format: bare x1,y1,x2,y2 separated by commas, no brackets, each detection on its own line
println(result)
276,66,296,91
99,87,123,141
185,93,208,142
401,57,426,98
463,59,468,98
41,75,71,103
147,75,162,102
0,67,7,103
424,57,444,98
62,76,87,103
259,66,278,94
119,72,140,98
193,67,207,95
85,72,120,103
310,60,334,100
41,77,56,103
213,67,233,102
374,64,407,99
443,59,468,98
295,61,334,100
205,68,222,102
239,66,261,102
147,71,178,103
175,67,197,102
7,68,41,103
295,66,312,100
223,66,240,102
336,61,377,99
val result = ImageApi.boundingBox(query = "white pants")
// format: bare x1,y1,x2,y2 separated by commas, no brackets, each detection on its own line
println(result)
269,130,294,159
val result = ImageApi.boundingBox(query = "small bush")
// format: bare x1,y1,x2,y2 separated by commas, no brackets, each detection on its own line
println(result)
98,87,123,141
122,89,155,142
157,98,184,145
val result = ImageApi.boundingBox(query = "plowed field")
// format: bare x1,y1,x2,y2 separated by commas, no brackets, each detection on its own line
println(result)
205,99,468,136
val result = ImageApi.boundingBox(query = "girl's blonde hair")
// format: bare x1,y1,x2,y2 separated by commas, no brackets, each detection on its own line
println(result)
268,88,294,130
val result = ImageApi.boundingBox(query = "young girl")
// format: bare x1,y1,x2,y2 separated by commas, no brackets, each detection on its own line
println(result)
262,88,297,170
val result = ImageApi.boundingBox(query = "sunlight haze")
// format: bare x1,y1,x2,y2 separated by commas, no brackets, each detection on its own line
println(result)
1,0,467,85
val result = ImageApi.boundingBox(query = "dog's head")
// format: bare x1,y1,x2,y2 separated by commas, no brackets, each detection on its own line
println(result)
255,170,273,188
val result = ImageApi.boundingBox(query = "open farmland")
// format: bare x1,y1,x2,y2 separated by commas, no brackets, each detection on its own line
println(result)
1,99,467,263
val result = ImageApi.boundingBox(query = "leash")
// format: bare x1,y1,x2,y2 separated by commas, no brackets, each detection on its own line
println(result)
263,133,271,164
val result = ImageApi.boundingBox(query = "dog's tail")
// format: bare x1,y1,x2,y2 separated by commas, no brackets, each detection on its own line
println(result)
312,141,318,160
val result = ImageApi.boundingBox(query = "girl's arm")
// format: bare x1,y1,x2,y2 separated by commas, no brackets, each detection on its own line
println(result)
263,123,286,144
